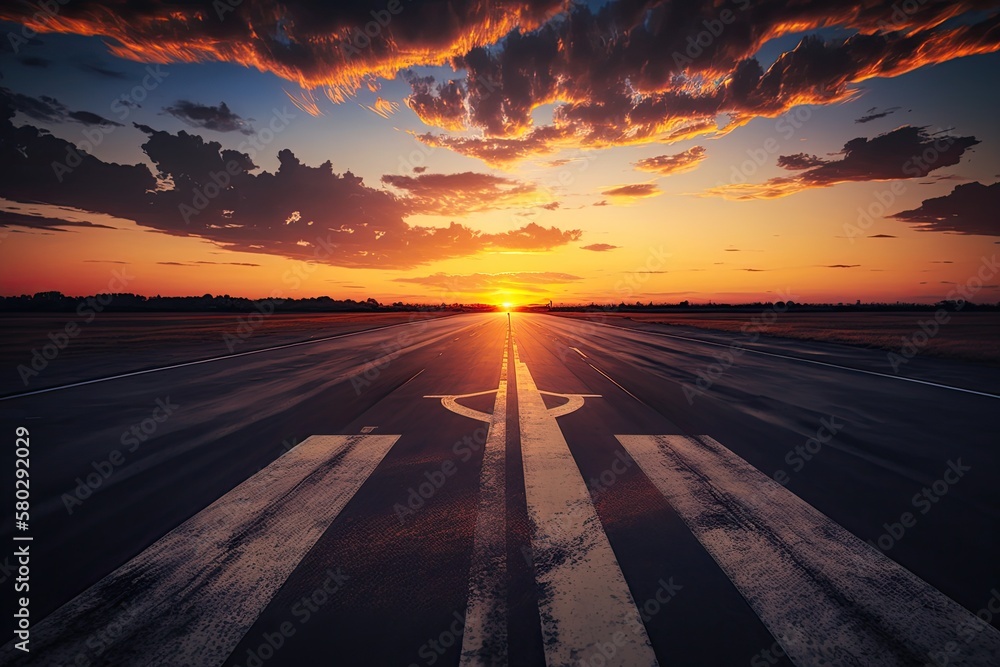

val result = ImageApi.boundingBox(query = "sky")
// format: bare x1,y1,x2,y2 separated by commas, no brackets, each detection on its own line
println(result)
0,0,998,306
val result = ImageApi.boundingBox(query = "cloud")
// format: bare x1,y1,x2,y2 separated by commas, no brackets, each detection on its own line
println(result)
600,183,661,202
408,3,1000,164
869,233,896,238
707,126,979,199
0,87,122,127
395,271,582,298
0,210,117,232
890,181,1000,236
0,101,582,269
19,56,50,68
164,100,254,135
581,243,619,252
633,146,707,177
380,171,551,215
855,106,901,124
0,0,566,104
79,62,127,79
823,264,861,268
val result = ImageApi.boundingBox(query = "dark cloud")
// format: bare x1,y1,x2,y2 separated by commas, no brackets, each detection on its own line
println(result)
164,100,254,135
78,62,128,79
380,172,550,215
19,56,50,68
69,110,124,127
581,243,618,252
0,102,581,268
890,181,1000,236
869,234,896,238
777,153,828,170
709,126,979,199
0,87,122,126
855,106,901,124
633,146,706,176
0,210,116,232
823,264,861,268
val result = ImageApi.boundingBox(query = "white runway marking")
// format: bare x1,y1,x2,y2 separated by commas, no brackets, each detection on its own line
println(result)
569,346,588,358
515,340,658,667
460,326,510,666
11,434,399,665
618,434,1000,667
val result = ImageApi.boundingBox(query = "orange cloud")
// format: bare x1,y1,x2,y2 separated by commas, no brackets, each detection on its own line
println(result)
380,172,553,215
634,146,707,176
600,183,661,203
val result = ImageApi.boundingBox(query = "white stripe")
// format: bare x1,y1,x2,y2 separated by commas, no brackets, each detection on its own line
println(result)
569,346,588,359
618,434,1000,666
11,434,399,665
460,326,510,666
549,316,1000,400
515,340,658,667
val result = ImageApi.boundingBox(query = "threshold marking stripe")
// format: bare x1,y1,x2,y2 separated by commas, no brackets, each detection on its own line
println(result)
13,434,399,666
460,325,510,666
515,340,658,667
617,434,1000,667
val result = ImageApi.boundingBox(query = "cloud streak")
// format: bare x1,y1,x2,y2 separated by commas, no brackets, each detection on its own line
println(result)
633,146,707,177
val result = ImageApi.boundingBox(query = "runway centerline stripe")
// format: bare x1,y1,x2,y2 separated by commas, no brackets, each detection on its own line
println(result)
514,339,658,667
460,325,510,666
618,434,1000,667
4,434,400,666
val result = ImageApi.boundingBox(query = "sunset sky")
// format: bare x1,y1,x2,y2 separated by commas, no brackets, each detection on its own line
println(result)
1,0,998,306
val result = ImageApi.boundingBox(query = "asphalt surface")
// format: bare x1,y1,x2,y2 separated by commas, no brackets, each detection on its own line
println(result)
1,312,998,666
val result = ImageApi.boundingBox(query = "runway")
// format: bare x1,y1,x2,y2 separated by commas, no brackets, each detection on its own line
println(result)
2,312,998,666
